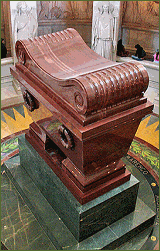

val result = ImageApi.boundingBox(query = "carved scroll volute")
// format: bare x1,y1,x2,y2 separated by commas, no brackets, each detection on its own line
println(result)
15,41,27,65
74,91,85,112
73,90,90,115
66,79,88,115
74,76,103,115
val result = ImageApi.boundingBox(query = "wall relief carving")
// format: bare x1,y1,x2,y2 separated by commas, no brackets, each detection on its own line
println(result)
37,1,93,21
36,1,93,48
122,1,159,29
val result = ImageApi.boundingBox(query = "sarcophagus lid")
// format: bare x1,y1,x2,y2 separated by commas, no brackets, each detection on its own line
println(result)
12,28,150,126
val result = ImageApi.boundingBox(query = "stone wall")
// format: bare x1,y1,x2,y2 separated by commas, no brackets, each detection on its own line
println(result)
36,1,93,48
120,1,159,60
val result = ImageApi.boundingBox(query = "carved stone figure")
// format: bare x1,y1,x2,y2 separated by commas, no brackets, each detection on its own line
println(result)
92,2,119,61
13,1,38,93
14,2,37,42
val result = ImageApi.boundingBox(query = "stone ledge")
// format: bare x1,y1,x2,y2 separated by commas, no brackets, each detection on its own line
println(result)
1,95,24,109
1,57,14,66
116,56,159,71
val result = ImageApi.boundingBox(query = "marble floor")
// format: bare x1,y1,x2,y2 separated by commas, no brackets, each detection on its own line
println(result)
1,103,159,250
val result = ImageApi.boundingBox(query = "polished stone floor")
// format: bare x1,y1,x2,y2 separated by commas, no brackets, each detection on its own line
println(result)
1,104,159,250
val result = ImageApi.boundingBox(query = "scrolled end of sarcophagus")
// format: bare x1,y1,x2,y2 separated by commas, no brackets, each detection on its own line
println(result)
75,61,149,115
12,28,152,125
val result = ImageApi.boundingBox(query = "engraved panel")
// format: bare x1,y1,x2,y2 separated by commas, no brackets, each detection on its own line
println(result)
37,1,93,48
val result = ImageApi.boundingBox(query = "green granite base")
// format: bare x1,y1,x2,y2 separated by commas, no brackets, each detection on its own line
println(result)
2,134,156,249
18,135,140,241
3,156,156,250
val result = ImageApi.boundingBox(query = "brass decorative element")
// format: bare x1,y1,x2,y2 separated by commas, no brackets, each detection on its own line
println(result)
151,236,157,241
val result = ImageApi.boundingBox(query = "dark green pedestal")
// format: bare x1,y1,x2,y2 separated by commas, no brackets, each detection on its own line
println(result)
18,135,140,241
2,134,156,249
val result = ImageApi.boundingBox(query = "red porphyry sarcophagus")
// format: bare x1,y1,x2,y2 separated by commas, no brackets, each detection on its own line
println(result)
10,28,153,204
